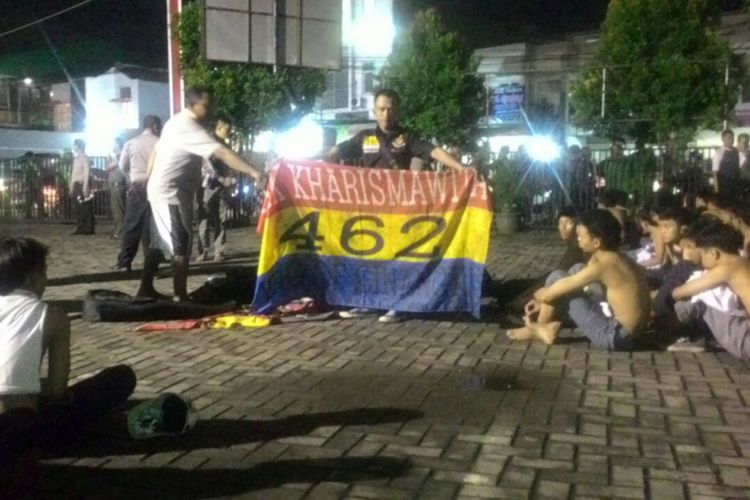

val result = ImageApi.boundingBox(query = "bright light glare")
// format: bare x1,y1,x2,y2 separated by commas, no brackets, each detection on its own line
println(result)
85,110,121,156
274,116,323,159
526,136,561,163
23,77,32,86
0,179,5,192
342,2,395,57
252,131,273,153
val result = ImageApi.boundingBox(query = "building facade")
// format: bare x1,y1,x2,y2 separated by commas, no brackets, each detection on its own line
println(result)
476,11,750,148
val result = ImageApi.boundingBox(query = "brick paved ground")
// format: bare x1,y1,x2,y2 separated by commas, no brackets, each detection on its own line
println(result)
2,222,750,499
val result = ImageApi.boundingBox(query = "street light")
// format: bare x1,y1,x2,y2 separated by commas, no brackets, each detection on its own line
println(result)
23,77,32,86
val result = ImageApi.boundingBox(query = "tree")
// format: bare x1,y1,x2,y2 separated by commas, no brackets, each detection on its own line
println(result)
569,0,746,143
378,8,484,150
177,2,326,150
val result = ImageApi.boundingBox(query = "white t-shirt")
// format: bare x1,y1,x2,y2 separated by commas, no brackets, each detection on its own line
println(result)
0,290,47,395
147,111,221,206
688,270,746,317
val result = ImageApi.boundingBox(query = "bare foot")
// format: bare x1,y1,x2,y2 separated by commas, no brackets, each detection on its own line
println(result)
507,326,534,341
526,320,561,345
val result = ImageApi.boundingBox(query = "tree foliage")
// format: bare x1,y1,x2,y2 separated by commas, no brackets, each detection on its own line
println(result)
378,8,484,150
177,2,326,147
569,0,746,142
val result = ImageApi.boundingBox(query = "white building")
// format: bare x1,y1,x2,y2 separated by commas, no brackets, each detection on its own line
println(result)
84,65,170,156
475,10,750,149
0,64,169,158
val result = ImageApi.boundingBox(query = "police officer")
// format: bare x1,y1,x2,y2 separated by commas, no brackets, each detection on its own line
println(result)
324,88,469,323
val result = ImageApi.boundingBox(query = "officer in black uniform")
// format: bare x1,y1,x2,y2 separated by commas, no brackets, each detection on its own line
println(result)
324,88,469,324
325,88,467,172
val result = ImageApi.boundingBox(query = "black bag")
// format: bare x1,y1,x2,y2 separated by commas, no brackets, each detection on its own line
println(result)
82,290,236,323
188,268,257,306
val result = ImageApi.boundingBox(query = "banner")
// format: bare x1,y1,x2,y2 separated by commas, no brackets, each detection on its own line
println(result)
253,160,492,317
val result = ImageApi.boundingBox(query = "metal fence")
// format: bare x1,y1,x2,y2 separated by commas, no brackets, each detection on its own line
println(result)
0,156,260,224
494,145,719,227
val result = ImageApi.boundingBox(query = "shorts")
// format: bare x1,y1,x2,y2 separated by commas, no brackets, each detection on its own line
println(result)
150,201,193,258
546,265,633,351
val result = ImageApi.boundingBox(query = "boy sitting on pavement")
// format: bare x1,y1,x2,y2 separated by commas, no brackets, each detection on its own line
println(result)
652,217,716,351
0,237,136,477
507,209,651,350
632,209,666,270
500,207,587,313
671,222,750,360
643,207,695,287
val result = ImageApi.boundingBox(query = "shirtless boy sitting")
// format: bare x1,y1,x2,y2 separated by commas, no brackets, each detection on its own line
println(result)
671,222,750,359
508,209,652,350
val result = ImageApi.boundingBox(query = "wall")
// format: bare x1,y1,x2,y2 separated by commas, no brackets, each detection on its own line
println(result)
85,72,137,155
135,79,170,126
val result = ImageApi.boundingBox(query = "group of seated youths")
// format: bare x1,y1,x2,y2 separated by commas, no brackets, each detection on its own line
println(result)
507,189,750,359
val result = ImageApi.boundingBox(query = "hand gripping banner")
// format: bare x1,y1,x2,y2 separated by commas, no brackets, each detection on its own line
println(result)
253,160,492,317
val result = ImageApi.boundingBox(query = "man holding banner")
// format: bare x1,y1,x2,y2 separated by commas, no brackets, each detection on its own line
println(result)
324,89,471,322
326,89,467,173
252,89,485,323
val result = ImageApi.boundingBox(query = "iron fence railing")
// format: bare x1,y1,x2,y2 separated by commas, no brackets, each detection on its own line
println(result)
490,145,720,227
0,156,260,225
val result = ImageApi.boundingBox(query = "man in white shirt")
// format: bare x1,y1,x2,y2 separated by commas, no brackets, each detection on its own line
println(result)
712,129,741,200
112,115,162,272
0,237,136,474
69,139,95,235
136,86,263,301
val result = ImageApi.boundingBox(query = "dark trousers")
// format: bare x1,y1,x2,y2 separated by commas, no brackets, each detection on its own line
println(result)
25,186,46,219
0,365,136,475
117,183,151,267
198,193,229,256
653,261,701,318
110,184,127,238
71,182,94,234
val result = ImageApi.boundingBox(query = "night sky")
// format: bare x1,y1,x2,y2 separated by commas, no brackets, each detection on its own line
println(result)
1,0,747,78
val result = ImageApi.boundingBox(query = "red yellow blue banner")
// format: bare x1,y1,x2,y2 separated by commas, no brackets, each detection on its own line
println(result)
253,160,493,317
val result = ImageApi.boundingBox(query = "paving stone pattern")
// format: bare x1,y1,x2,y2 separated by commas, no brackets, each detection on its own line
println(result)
2,222,750,499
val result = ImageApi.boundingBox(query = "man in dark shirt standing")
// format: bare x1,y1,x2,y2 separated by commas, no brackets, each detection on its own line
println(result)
197,115,236,262
324,88,469,323
712,129,741,201
325,89,467,172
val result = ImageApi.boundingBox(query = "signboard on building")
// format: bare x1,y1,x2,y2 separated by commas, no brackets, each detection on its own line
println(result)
490,83,525,124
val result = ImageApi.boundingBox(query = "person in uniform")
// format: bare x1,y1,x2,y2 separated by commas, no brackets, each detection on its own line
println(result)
111,115,162,272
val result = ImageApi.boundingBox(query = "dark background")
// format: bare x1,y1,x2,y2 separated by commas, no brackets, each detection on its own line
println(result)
1,0,747,76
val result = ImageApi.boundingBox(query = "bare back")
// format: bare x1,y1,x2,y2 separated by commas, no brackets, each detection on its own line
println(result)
726,258,750,314
590,250,651,334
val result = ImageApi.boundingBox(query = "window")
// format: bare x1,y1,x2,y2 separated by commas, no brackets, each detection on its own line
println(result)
119,86,132,101
741,85,750,104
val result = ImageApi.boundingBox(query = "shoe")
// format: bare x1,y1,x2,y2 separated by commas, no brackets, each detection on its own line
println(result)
378,310,408,323
195,252,210,262
667,336,705,353
338,307,377,319
110,263,132,273
214,252,225,262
